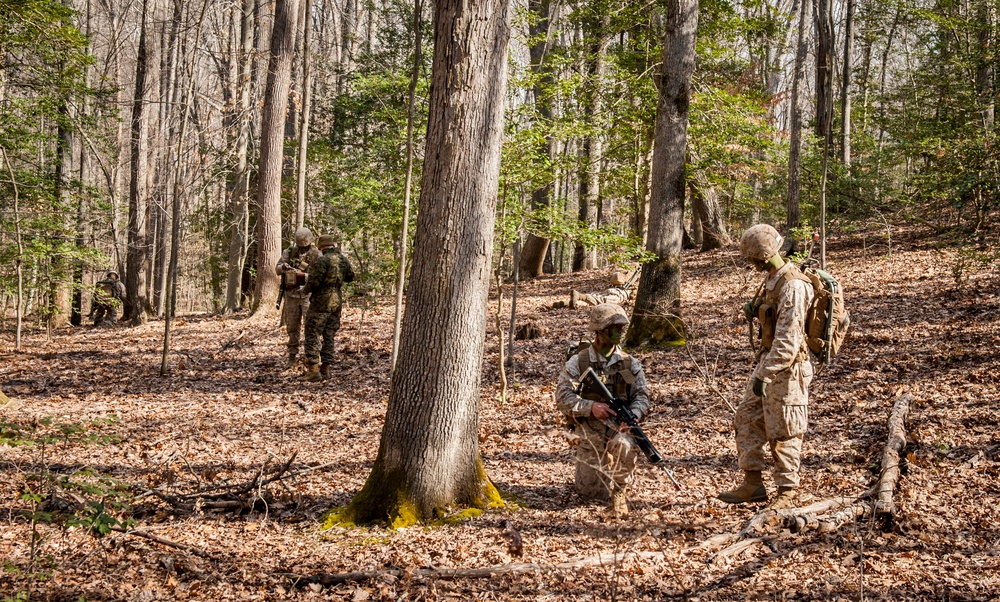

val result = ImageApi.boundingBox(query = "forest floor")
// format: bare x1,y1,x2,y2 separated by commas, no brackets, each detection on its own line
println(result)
2,225,999,602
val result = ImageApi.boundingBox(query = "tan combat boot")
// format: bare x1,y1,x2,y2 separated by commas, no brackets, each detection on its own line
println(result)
286,352,298,369
717,471,768,504
611,488,629,518
300,363,322,382
319,364,331,380
766,486,798,510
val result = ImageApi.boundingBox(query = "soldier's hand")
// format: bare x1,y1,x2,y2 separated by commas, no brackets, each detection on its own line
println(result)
752,377,767,397
590,402,617,420
743,301,755,323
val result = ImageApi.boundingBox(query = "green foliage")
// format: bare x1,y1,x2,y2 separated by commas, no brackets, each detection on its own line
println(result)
0,0,111,320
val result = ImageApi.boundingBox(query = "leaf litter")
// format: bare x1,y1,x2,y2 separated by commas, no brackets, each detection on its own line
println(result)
1,227,999,600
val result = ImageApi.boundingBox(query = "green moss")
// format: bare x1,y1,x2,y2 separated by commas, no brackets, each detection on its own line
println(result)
320,506,356,529
430,507,483,526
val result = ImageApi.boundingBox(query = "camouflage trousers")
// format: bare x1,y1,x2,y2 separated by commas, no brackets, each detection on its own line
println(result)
734,360,813,488
92,303,119,326
303,307,342,366
573,420,638,501
282,295,309,354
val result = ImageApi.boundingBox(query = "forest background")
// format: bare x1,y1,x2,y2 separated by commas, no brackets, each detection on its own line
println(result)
1,0,996,328
2,0,1000,600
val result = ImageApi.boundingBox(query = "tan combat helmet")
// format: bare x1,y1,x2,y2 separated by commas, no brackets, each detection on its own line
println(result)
589,303,630,332
294,227,313,247
739,224,783,262
106,271,119,280
317,234,337,249
611,271,629,286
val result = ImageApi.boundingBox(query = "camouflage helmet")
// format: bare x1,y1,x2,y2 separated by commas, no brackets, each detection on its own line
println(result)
106,271,119,280
317,234,337,249
739,224,783,262
610,271,629,286
294,227,313,247
589,303,630,332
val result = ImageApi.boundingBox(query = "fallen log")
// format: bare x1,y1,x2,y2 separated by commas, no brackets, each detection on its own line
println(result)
875,394,912,518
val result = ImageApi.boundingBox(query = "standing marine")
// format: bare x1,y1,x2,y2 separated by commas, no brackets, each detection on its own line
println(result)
91,271,126,326
300,235,355,382
718,224,815,510
556,303,650,517
276,227,322,368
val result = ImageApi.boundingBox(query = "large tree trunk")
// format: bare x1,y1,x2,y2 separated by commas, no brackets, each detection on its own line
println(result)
224,0,256,313
252,0,300,315
786,0,811,233
126,0,152,326
337,0,510,526
624,0,697,350
49,101,73,329
688,172,730,251
517,0,554,278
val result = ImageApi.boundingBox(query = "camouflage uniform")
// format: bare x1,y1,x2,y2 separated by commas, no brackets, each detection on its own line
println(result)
556,344,650,500
735,259,815,488
91,273,126,326
569,270,636,308
301,245,354,368
276,237,322,360
571,286,631,308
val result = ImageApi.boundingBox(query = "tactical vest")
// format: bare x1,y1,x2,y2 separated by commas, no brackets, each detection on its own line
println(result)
283,246,318,289
757,264,811,362
576,345,635,403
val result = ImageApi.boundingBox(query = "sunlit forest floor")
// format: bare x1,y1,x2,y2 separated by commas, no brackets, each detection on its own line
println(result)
2,225,999,601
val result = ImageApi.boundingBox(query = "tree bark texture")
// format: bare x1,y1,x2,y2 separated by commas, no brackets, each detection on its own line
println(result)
224,0,256,313
572,21,608,273
625,0,697,350
688,172,730,251
252,0,300,314
517,0,554,278
126,0,151,326
786,0,811,232
50,102,73,329
840,0,855,166
341,0,511,524
814,0,834,146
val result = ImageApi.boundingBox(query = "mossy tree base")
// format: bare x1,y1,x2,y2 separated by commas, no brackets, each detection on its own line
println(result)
624,311,687,351
323,456,503,530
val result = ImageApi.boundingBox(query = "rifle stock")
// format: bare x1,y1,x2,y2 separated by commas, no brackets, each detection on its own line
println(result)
578,368,682,490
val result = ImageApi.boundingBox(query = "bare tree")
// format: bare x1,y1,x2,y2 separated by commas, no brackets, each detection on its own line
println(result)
625,0,698,349
688,172,730,251
125,0,152,325
339,0,511,524
786,0,812,233
840,0,856,166
224,0,256,313
252,0,300,314
517,0,555,278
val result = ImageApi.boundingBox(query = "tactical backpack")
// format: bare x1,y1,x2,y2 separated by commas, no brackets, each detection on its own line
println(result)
751,262,850,365
801,265,850,364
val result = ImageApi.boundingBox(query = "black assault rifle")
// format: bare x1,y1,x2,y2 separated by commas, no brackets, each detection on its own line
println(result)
578,367,682,490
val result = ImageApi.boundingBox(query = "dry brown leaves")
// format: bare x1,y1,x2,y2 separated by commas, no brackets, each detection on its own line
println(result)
1,226,999,601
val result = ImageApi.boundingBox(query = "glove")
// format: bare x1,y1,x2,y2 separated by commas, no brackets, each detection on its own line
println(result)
743,301,755,323
752,377,767,397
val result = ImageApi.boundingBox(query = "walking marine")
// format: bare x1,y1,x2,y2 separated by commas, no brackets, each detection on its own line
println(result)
556,303,650,517
718,224,815,510
90,271,126,326
276,227,322,368
300,235,355,382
